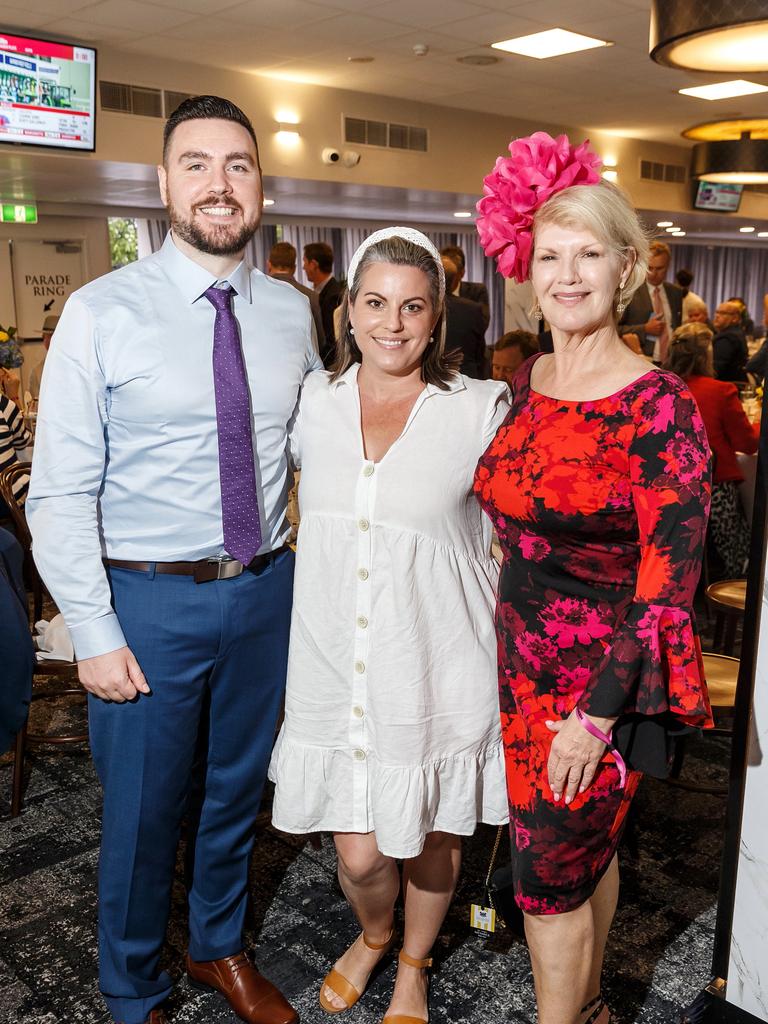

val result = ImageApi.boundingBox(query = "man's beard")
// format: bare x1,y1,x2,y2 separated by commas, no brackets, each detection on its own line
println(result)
168,199,260,257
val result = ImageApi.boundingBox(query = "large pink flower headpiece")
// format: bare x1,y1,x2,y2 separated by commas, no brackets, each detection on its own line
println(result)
476,131,602,283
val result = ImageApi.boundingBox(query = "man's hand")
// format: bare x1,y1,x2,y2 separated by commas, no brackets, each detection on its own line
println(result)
78,646,150,702
644,313,664,336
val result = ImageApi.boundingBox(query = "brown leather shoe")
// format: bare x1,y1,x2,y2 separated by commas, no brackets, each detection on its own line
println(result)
187,951,298,1024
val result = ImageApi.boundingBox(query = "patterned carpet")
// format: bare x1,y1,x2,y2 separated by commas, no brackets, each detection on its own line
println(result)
0,698,729,1024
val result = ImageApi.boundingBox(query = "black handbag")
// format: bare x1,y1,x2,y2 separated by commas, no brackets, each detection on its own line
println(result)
484,825,525,938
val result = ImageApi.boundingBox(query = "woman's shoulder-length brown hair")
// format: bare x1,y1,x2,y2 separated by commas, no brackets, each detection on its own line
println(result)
330,235,462,390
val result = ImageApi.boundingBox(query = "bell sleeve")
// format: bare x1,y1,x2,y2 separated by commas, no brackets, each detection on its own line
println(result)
577,378,713,732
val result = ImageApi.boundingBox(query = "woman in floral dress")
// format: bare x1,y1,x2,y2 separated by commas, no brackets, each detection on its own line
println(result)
474,134,713,1024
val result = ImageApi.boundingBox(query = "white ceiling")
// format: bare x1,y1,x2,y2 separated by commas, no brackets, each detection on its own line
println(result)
4,0,768,144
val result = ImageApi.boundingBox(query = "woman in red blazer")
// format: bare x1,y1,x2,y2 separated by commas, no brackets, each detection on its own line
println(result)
666,323,758,577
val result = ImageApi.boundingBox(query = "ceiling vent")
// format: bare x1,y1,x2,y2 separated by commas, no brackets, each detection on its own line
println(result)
640,159,687,184
344,116,428,152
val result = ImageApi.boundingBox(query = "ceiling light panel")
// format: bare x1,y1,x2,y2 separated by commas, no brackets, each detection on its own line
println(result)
491,28,611,60
679,80,768,101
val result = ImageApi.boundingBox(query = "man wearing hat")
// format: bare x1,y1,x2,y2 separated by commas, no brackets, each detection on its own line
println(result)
28,314,59,401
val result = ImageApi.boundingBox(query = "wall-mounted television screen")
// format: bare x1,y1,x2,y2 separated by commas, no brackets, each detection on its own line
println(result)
693,180,743,213
0,32,96,151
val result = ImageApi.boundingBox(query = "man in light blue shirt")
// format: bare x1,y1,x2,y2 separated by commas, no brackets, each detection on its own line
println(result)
27,96,320,1024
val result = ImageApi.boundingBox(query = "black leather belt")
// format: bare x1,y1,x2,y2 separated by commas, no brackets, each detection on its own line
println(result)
105,543,291,584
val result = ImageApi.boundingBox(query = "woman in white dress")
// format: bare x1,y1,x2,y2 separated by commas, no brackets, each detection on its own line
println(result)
270,228,508,1024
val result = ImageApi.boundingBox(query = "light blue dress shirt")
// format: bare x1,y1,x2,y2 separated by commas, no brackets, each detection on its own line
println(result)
27,232,322,660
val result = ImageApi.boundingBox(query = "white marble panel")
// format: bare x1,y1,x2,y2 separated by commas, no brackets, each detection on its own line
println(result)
727,571,768,1020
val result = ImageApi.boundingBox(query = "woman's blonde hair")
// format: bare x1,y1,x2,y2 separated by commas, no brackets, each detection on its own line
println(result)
665,322,714,378
533,180,651,314
331,235,461,388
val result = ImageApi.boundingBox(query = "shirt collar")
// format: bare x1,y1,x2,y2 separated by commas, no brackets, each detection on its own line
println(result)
159,231,254,305
330,361,466,395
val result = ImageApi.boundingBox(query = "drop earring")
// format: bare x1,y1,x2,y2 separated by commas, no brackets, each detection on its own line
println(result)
533,302,543,322
616,284,627,316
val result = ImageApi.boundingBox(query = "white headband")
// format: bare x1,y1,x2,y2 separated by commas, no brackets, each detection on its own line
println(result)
346,226,446,302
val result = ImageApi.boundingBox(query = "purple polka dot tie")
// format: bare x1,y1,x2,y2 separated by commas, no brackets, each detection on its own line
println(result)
205,285,262,564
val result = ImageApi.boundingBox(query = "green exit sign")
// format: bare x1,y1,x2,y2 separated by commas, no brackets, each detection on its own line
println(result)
0,203,38,224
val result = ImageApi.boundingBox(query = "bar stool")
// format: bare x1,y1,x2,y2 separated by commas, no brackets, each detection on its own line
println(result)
705,579,746,656
667,652,739,795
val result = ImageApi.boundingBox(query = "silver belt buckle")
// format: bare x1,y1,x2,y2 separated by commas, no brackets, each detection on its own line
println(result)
207,557,244,580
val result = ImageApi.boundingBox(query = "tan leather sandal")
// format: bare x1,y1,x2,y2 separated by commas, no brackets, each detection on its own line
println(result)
318,929,395,1015
381,949,433,1024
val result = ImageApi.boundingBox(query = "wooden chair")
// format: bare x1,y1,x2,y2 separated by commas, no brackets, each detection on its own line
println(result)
705,579,746,656
667,652,739,795
11,659,87,817
0,464,88,816
0,462,42,621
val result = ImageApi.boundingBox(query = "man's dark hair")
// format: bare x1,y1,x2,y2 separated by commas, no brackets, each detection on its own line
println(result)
163,95,258,160
496,330,539,360
675,268,693,290
304,242,334,274
440,245,466,273
269,242,297,271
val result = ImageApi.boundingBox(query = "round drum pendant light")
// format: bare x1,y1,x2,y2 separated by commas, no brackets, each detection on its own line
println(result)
685,118,768,183
692,138,768,184
650,0,768,72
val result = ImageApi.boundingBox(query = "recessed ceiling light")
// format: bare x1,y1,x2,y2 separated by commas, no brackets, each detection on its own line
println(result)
672,231,686,236
347,56,374,63
740,226,756,232
665,226,679,232
759,232,768,238
657,220,674,227
602,169,618,182
679,80,768,101
457,54,500,66
262,198,275,207
454,211,473,219
491,28,611,60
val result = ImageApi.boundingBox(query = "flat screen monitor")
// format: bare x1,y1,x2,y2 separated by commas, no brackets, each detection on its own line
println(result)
693,180,743,213
0,32,96,151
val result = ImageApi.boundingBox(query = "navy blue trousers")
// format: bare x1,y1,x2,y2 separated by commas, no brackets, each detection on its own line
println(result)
90,551,294,1024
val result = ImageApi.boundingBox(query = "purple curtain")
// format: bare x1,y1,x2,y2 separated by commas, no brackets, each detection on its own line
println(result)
669,243,768,333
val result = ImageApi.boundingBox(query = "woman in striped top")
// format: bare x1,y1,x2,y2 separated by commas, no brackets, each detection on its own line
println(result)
0,393,31,513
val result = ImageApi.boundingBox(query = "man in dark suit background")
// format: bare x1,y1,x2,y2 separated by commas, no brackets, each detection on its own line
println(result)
267,242,325,355
619,239,683,361
441,256,487,379
440,244,490,330
302,241,343,367
0,527,34,754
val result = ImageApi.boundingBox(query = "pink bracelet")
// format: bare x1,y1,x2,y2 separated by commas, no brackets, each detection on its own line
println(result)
574,708,627,788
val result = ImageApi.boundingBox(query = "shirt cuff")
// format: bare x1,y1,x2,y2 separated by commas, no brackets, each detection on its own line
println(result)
68,611,127,661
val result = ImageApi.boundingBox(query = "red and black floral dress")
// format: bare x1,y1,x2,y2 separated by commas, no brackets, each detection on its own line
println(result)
474,356,713,915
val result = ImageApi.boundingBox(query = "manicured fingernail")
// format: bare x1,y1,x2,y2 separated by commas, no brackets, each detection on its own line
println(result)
565,796,572,805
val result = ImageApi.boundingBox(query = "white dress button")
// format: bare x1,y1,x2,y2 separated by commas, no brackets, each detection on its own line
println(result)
357,615,368,629
358,568,369,581
358,518,370,532
353,748,366,761
363,464,375,477
354,660,366,674
352,705,364,718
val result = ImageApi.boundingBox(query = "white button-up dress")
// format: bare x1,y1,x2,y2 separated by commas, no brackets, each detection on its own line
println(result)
269,364,510,858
